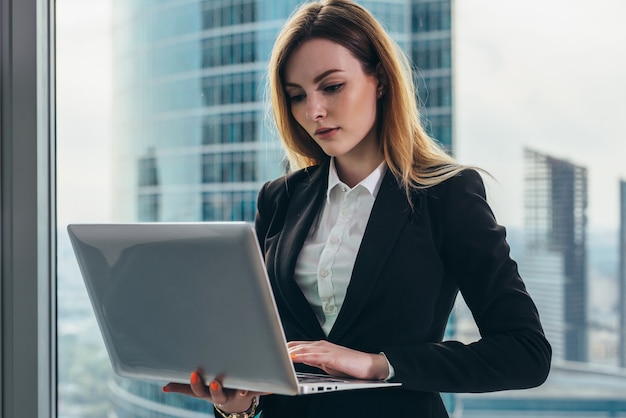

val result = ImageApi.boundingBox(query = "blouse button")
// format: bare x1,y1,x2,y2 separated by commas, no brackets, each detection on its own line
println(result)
323,301,337,315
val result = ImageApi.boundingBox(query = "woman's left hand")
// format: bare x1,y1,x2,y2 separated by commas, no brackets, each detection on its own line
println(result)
163,370,263,413
287,340,389,380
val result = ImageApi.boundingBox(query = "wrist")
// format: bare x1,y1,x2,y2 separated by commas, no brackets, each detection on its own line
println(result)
374,352,393,380
214,396,259,418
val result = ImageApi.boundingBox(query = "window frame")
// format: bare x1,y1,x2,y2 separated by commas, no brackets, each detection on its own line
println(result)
1,0,56,417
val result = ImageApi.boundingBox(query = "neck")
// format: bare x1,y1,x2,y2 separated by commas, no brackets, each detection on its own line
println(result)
334,154,384,188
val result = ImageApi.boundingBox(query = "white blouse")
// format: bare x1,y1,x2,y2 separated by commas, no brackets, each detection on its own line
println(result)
294,158,386,335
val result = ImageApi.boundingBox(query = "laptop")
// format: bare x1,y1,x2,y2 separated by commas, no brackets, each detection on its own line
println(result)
67,222,401,396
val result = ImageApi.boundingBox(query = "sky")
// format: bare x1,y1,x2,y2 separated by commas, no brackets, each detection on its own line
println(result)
56,0,626,229
56,0,113,225
454,0,626,229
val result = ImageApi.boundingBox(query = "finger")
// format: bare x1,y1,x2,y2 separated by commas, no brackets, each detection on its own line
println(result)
288,341,321,356
207,378,229,405
290,350,326,363
190,371,211,399
287,340,316,350
162,382,195,396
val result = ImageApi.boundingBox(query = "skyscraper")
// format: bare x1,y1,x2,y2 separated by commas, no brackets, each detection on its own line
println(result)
111,0,453,224
108,0,453,416
410,0,453,153
112,0,293,223
618,180,626,368
521,148,588,362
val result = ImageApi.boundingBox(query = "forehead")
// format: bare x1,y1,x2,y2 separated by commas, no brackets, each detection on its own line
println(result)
284,38,364,84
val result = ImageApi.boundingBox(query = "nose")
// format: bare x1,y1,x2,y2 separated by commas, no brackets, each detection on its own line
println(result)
305,94,326,121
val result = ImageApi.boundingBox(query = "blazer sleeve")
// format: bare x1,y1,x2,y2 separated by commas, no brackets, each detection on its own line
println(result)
254,174,295,255
254,180,272,254
383,169,552,393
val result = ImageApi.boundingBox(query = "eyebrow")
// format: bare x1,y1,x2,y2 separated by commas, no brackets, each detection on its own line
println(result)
284,69,344,88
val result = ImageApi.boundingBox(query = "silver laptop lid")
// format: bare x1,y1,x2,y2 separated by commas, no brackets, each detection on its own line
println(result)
67,222,300,395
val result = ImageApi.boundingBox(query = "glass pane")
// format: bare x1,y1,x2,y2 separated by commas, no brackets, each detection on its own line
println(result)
452,0,626,415
56,0,626,417
56,0,115,416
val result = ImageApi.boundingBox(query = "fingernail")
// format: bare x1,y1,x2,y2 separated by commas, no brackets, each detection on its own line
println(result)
209,381,219,391
290,354,298,359
162,386,170,393
190,372,199,385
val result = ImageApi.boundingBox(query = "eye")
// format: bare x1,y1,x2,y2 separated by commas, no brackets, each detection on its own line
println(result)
324,83,344,93
288,93,305,103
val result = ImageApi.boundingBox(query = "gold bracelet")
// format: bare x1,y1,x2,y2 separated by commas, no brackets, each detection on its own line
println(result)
214,396,258,418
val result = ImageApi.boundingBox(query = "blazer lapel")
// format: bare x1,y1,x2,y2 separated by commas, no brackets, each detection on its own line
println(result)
273,161,329,339
328,170,415,342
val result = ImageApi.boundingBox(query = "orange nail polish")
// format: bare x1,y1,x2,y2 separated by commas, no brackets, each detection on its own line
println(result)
290,354,298,359
162,386,170,393
190,372,199,384
209,381,219,391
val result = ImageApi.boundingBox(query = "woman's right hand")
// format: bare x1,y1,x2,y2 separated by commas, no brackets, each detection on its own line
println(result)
163,369,261,414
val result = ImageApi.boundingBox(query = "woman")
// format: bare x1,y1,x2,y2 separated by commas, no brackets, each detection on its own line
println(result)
164,0,551,416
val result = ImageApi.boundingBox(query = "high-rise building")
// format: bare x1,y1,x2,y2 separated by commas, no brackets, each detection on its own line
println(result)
618,180,626,368
410,0,453,153
108,0,454,416
111,0,453,224
521,148,588,363
111,0,293,224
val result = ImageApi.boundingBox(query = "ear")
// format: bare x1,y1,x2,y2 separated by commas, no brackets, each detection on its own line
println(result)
375,62,389,97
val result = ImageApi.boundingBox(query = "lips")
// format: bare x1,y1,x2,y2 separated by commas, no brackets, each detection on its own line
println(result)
314,127,339,139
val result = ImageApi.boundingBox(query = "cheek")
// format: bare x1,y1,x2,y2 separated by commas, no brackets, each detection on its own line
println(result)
346,83,378,118
352,92,378,123
289,104,307,127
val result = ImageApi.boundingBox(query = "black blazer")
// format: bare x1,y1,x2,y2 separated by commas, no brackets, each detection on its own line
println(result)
254,160,551,417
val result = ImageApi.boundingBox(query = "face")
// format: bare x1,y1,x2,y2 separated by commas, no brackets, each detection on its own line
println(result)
283,38,382,166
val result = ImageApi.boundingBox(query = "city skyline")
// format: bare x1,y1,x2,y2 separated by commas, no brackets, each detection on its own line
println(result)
454,0,626,230
55,1,626,416
57,0,626,230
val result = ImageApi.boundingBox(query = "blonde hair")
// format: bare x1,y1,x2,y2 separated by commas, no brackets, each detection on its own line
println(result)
268,0,466,192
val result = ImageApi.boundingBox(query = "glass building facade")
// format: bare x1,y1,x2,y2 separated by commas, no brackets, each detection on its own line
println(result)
108,0,454,416
523,148,588,363
618,180,626,368
518,251,566,360
410,0,452,153
111,0,293,223
110,0,454,224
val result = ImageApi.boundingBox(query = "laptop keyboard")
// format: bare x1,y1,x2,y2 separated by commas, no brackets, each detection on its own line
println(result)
296,372,357,383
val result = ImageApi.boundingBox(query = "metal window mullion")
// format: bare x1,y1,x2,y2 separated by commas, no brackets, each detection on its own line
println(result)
1,0,55,417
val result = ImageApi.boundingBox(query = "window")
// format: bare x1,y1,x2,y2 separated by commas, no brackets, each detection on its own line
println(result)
1,0,623,417
1,0,55,417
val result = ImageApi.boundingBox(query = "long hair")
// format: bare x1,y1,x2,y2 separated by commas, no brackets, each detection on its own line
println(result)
268,0,467,192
